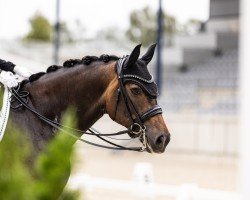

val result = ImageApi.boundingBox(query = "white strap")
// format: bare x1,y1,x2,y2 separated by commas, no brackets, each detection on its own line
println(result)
0,68,26,142
0,86,11,141
0,71,19,88
14,65,32,78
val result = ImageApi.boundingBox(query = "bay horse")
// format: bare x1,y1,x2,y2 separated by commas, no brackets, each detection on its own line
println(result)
9,44,170,156
1,44,171,197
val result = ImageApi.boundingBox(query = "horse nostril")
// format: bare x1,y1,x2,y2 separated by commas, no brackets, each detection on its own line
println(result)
155,135,165,147
155,134,171,149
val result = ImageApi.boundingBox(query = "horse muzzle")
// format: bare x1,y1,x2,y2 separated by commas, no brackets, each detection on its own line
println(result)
144,132,171,153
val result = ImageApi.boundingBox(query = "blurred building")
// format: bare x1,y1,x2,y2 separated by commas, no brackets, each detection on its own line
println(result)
209,0,239,33
161,0,239,155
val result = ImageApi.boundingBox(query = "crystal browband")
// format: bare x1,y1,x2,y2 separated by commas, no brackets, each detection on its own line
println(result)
123,74,154,83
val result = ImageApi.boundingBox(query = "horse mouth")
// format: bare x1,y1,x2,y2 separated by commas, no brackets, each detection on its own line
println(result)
139,135,162,154
141,133,168,154
145,144,165,154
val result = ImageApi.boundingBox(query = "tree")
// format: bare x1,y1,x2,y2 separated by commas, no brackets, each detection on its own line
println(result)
126,7,156,46
182,19,202,35
126,7,177,46
26,13,52,42
0,108,79,200
33,110,78,200
0,122,35,200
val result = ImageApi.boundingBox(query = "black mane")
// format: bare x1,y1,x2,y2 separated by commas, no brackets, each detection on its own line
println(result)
27,54,120,83
63,54,119,68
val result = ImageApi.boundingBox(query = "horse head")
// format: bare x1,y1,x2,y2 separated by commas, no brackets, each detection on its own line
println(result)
106,44,170,153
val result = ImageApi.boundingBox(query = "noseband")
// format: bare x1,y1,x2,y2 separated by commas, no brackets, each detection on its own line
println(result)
113,57,163,146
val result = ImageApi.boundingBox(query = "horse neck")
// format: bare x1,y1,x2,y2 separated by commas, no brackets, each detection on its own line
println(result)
26,62,117,131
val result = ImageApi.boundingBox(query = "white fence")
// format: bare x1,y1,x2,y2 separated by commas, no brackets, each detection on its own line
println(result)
68,173,240,200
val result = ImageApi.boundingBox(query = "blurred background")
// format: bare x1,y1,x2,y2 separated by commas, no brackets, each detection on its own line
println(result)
0,0,245,199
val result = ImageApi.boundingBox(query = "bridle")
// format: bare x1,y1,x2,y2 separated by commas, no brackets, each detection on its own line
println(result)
113,56,163,146
9,57,162,152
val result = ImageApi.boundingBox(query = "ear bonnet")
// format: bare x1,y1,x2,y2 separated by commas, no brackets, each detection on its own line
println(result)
121,44,158,98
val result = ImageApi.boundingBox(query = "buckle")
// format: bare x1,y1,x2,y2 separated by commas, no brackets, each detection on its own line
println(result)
130,123,146,135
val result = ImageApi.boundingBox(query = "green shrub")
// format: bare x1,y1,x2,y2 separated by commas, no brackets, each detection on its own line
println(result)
0,109,80,200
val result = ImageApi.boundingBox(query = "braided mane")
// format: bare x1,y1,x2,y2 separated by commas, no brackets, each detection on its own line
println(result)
27,54,120,83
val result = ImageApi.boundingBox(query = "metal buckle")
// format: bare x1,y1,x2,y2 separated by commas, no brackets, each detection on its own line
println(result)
130,123,152,152
130,123,146,135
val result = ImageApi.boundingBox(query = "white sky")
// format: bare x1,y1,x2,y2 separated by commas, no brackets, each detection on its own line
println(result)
0,0,209,39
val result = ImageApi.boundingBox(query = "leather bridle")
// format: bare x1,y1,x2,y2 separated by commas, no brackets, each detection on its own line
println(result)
9,57,163,152
113,56,163,140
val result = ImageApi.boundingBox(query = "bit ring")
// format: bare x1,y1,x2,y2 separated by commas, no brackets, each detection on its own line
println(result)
130,123,146,135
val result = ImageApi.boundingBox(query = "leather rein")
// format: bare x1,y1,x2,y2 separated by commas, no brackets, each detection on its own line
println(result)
10,57,162,152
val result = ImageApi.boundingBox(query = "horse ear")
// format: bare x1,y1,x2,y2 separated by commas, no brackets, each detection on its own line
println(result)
141,43,157,65
124,44,141,68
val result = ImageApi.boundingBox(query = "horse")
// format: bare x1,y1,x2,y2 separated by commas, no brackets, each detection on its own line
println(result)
1,43,171,197
8,44,170,156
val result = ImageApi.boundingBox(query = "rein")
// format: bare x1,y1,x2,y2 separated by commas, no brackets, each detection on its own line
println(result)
10,88,143,151
9,57,162,152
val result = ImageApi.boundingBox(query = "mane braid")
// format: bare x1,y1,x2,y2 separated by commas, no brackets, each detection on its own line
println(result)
29,72,46,82
19,79,29,88
82,56,99,65
20,54,120,87
46,65,62,73
100,54,120,63
63,54,120,68
63,59,82,68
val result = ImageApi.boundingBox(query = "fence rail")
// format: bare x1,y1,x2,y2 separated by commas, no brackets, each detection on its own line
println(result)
68,173,240,200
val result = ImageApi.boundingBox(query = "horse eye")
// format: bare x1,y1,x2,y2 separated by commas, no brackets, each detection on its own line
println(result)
131,87,142,95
